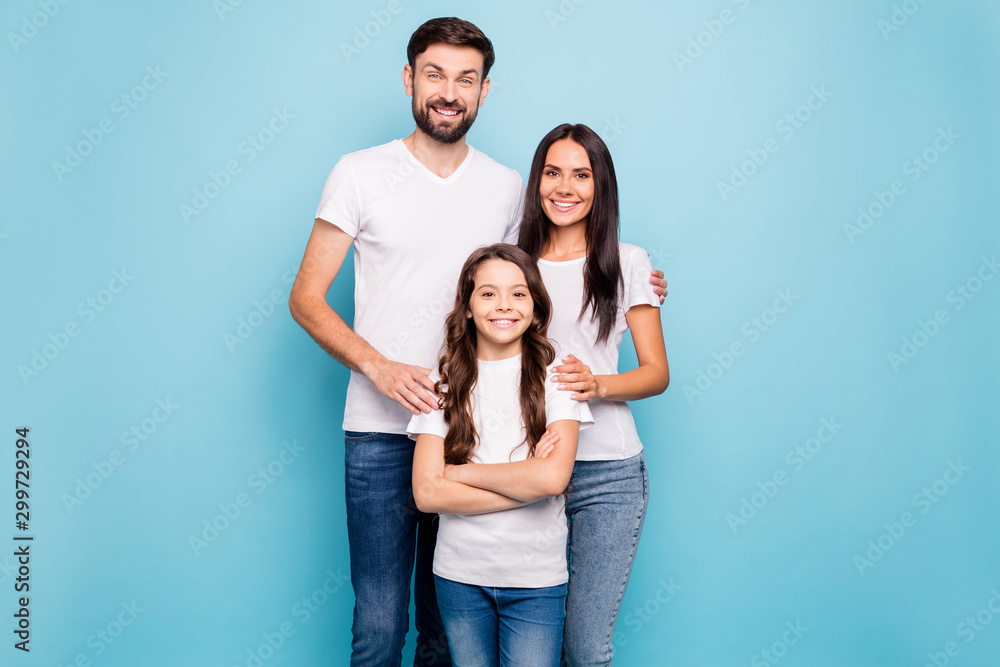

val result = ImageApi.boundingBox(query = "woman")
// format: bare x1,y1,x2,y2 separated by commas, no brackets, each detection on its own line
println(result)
521,123,670,665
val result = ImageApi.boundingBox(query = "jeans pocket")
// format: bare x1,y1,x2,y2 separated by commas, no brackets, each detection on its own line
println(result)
344,430,381,442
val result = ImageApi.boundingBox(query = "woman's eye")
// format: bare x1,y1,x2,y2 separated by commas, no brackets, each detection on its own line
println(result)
575,172,590,179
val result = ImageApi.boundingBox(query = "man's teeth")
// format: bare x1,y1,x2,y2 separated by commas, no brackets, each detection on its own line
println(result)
435,108,459,116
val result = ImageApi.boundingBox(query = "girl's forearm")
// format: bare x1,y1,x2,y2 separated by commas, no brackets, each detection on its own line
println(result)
449,459,570,503
413,474,528,515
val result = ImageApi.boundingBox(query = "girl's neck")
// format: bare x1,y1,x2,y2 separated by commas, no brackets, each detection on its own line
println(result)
540,221,587,261
476,339,522,362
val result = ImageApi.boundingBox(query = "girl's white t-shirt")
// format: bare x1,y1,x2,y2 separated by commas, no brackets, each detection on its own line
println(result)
538,242,661,461
406,354,593,588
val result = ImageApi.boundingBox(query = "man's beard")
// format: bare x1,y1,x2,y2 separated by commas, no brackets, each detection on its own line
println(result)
412,98,478,144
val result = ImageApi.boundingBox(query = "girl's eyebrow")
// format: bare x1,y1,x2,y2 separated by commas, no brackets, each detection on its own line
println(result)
477,283,529,290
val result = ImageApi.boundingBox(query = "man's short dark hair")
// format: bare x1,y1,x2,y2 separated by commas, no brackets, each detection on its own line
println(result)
407,17,495,79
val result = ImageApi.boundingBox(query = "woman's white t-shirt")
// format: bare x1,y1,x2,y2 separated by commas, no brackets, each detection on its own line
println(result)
406,354,593,588
538,242,661,461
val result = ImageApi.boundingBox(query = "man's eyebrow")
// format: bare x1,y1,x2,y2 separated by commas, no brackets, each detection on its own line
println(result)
421,63,479,77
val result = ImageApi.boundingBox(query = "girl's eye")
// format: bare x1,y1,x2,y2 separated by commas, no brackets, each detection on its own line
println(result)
514,292,527,298
481,291,493,298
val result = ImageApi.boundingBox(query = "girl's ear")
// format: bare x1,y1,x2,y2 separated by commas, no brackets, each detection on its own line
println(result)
466,310,472,318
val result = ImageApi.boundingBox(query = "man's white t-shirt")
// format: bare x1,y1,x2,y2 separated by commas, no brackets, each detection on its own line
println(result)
537,243,661,461
406,354,593,588
315,139,524,434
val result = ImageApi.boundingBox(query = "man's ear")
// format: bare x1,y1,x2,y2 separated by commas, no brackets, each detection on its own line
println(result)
478,76,490,107
403,65,414,97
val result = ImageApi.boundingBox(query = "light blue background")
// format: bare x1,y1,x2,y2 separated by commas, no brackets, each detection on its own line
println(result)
3,1,999,665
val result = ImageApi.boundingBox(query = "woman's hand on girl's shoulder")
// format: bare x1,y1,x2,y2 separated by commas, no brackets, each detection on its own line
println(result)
551,355,603,400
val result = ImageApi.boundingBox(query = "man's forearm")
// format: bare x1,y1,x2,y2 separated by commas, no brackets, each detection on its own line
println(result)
289,292,381,375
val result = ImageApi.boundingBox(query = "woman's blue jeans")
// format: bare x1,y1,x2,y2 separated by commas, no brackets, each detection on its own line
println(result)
562,453,649,666
435,575,567,667
344,430,451,666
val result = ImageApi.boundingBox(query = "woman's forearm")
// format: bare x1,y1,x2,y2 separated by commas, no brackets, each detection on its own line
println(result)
596,361,669,402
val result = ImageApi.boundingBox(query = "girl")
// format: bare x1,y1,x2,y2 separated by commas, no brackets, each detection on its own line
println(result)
407,243,593,667
456,124,670,665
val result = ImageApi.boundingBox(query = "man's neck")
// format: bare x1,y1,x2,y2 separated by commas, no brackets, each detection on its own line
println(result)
401,130,470,179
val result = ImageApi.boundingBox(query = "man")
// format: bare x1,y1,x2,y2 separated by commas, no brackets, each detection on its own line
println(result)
289,17,666,666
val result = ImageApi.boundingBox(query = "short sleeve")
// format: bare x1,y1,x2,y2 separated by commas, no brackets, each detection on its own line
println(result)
314,155,360,238
406,407,448,441
406,371,447,440
623,245,661,311
501,180,526,245
543,363,594,431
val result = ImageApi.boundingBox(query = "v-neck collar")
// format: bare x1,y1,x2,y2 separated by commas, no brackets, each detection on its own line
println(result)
395,139,475,185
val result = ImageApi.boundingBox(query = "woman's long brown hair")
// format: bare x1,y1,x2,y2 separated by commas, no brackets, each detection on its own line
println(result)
437,244,555,464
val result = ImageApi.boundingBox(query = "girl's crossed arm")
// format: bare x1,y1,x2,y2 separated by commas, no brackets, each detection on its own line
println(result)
443,419,580,503
412,432,530,515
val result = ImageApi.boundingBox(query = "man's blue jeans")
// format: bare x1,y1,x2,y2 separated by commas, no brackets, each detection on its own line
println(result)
345,430,451,666
562,452,649,666
435,575,567,667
